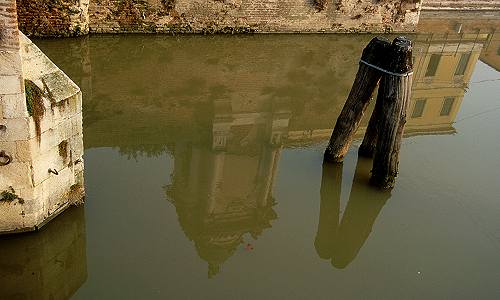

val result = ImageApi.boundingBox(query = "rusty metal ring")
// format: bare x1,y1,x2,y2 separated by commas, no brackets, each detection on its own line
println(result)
0,151,12,166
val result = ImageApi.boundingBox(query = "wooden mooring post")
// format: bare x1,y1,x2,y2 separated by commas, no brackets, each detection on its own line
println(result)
324,36,413,189
324,37,390,163
370,37,413,188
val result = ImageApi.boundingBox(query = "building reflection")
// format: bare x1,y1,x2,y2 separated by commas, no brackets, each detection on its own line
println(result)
0,206,87,299
165,99,289,277
407,14,493,136
481,30,500,71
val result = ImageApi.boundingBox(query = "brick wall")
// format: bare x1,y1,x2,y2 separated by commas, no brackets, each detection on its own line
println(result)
15,0,423,35
89,0,422,33
16,0,89,37
0,0,20,49
0,0,25,148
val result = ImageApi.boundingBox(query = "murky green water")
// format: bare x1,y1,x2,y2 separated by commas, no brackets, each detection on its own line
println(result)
2,22,500,299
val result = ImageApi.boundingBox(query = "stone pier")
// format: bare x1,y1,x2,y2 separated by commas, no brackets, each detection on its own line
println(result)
0,0,84,234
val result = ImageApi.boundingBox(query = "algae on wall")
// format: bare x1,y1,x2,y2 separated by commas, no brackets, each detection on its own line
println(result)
24,79,46,141
1,187,25,204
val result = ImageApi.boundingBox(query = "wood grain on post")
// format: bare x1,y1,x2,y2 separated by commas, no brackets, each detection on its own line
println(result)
370,37,413,189
358,90,381,158
324,37,390,163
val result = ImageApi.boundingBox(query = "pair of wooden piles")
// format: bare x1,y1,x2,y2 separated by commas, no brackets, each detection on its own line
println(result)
324,36,413,189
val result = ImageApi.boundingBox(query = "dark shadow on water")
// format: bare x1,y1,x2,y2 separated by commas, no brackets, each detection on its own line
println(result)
0,206,87,299
315,157,391,269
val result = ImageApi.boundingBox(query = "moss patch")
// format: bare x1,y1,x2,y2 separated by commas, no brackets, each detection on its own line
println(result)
59,140,69,160
1,187,25,204
1,191,17,202
25,79,46,142
69,183,85,205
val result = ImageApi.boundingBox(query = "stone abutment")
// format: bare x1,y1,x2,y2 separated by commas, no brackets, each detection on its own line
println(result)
1,0,84,234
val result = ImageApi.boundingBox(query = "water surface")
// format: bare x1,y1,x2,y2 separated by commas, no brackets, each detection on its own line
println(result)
1,19,500,299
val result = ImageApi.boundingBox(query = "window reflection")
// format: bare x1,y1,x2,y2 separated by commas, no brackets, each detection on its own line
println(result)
425,54,441,77
441,97,455,116
412,99,427,118
455,52,471,76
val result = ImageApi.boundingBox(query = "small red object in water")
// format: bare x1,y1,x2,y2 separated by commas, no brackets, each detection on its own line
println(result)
245,243,254,251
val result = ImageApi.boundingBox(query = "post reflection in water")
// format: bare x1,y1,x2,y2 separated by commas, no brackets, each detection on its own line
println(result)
315,158,390,269
0,206,87,299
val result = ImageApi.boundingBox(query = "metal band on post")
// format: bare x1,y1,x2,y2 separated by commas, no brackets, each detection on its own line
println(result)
359,59,414,77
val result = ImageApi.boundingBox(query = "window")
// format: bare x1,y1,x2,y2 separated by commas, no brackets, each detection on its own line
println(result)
412,99,427,118
425,54,441,77
440,97,455,116
455,52,471,76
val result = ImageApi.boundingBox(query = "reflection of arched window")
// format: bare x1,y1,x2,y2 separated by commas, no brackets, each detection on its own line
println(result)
440,97,455,116
425,54,441,77
455,52,471,76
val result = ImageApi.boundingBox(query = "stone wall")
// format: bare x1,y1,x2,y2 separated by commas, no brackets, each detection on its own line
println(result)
422,0,500,10
417,9,500,33
1,0,84,233
16,0,423,35
0,1,28,231
16,0,89,36
89,0,422,33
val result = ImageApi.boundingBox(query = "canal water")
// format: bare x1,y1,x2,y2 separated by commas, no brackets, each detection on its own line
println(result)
2,22,500,299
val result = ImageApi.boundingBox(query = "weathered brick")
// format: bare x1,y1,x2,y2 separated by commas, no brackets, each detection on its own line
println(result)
0,161,33,190
0,50,22,75
14,0,423,35
0,93,28,119
0,74,23,94
0,117,34,142
15,0,89,37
